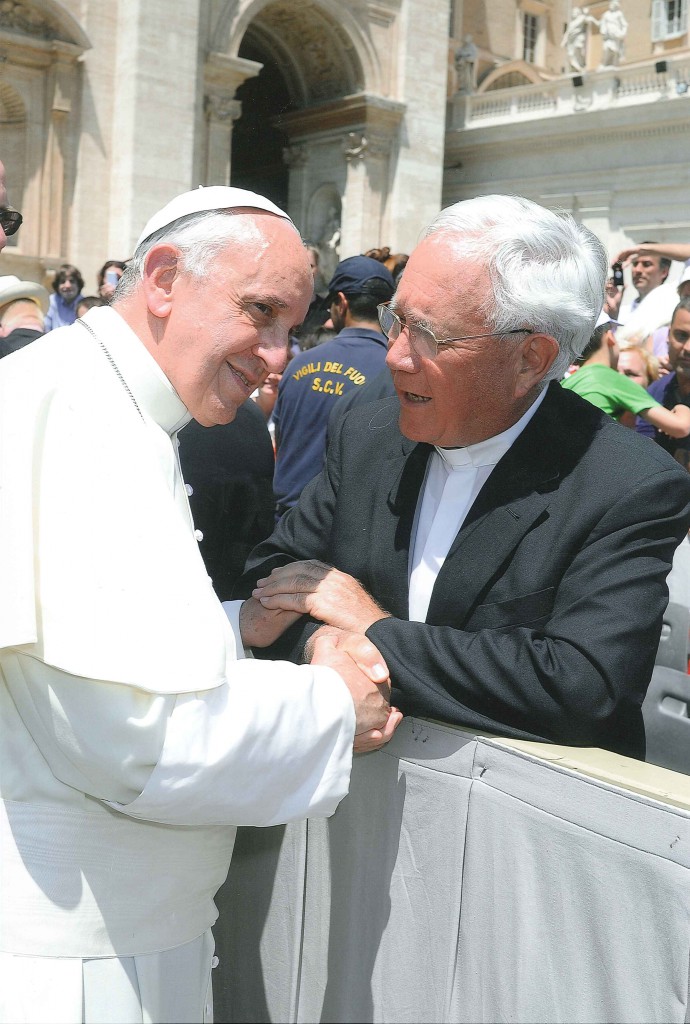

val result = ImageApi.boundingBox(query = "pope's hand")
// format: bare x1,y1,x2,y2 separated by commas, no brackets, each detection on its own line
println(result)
253,559,390,634
353,708,404,754
306,627,402,752
239,596,302,648
310,633,399,743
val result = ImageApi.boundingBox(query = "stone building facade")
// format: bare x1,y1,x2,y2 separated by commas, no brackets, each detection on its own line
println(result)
0,0,688,291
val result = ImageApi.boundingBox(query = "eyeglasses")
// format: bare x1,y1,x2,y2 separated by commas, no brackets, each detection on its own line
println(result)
0,209,23,237
377,303,531,360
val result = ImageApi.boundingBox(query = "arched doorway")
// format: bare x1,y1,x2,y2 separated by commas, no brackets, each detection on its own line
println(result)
227,0,365,237
230,34,294,209
209,0,405,256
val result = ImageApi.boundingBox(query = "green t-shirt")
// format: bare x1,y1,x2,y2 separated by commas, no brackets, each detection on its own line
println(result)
561,363,661,418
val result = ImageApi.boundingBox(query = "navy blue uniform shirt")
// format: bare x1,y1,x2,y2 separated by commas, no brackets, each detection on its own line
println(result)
273,327,388,513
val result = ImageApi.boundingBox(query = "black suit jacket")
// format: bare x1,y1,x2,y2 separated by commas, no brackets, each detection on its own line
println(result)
239,383,690,757
178,403,275,602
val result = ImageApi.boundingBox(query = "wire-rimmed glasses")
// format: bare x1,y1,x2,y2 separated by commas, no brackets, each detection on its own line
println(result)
377,302,531,360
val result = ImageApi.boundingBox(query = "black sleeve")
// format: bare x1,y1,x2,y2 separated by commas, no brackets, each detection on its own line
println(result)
367,468,690,754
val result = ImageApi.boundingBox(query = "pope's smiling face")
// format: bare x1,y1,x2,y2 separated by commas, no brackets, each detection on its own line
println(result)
385,233,530,448
152,212,312,426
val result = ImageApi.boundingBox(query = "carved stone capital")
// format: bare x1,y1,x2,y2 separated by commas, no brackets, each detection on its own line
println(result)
343,131,368,162
363,131,391,159
282,143,308,169
204,94,242,123
203,52,262,100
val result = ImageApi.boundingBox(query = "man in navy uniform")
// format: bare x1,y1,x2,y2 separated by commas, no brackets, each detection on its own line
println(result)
272,255,393,517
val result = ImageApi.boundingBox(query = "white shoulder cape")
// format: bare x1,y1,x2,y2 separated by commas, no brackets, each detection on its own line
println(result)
0,307,236,693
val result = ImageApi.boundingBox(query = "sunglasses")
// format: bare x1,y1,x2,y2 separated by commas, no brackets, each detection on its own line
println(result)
0,209,23,237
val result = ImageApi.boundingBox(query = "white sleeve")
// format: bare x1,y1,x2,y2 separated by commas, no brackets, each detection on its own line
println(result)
221,599,253,658
109,659,355,827
3,650,355,825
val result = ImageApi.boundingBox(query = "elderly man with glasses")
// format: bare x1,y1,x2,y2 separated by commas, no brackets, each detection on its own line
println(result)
239,194,690,759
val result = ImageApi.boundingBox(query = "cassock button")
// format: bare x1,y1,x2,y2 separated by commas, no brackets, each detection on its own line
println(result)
185,483,194,496
211,956,219,968
194,529,204,542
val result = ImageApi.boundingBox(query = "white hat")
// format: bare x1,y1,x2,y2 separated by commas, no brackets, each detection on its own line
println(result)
0,275,49,314
678,265,690,289
135,185,293,250
595,308,621,329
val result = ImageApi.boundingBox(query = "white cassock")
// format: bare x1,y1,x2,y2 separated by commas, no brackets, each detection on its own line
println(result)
0,307,355,1024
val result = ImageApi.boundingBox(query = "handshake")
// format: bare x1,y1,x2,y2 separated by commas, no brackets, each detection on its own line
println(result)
304,627,402,753
239,558,403,753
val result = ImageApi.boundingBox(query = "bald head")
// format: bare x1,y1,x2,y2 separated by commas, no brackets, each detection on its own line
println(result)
0,299,44,337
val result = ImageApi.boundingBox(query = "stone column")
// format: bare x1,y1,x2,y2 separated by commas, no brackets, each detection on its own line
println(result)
387,0,448,253
280,95,405,258
106,0,202,258
202,52,262,186
204,95,242,185
283,144,310,229
341,129,396,256
41,42,81,262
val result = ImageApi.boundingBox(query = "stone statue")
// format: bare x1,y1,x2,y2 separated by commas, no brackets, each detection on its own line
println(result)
560,7,596,73
454,35,478,94
322,206,341,254
596,0,628,68
318,206,341,282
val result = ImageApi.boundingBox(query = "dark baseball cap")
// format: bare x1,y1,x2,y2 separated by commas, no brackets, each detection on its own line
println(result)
324,255,395,304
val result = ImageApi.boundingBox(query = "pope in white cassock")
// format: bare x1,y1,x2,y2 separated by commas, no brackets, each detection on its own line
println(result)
0,185,400,1024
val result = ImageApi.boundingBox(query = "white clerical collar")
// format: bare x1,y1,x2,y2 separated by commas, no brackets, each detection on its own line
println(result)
82,306,192,435
434,385,548,471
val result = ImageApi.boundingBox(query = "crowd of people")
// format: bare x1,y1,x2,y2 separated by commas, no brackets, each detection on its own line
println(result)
2,154,690,1024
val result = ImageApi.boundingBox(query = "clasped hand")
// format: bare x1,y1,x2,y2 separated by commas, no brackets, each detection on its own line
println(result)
239,562,400,753
251,559,390,634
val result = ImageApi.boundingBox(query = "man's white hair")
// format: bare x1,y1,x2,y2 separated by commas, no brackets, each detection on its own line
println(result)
423,194,608,382
115,208,297,302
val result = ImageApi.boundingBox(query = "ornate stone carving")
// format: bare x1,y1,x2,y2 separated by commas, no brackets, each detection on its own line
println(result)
362,132,391,160
454,35,478,94
560,8,597,73
204,93,241,122
0,78,24,122
0,1,58,41
318,205,341,280
282,143,308,168
249,0,358,103
595,0,628,69
343,131,368,162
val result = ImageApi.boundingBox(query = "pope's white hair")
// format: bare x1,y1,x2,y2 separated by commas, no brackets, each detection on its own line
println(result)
423,195,608,382
115,209,298,301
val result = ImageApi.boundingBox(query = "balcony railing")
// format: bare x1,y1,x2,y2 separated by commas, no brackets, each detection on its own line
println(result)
449,56,690,130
